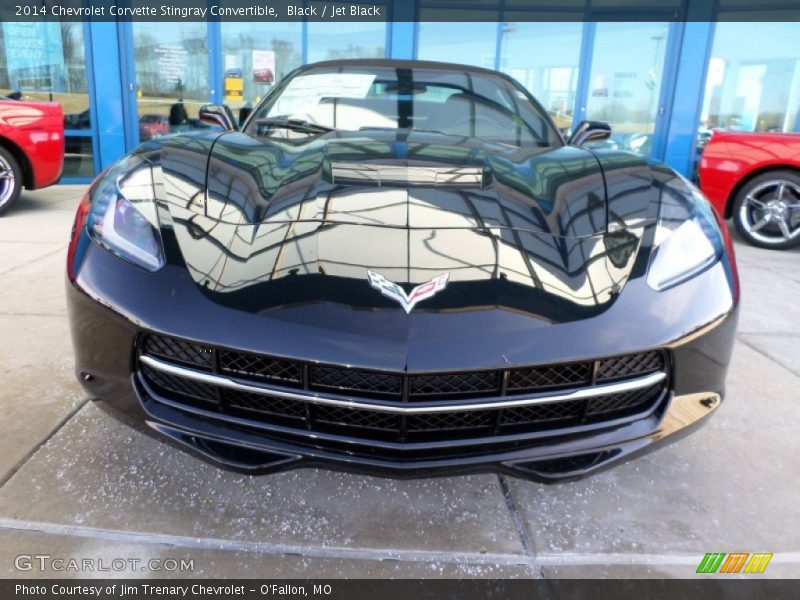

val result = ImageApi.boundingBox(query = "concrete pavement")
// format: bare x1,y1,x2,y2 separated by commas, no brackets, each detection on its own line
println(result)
0,185,798,578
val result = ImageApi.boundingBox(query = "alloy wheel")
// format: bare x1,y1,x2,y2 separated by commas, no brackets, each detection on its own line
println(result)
738,179,800,246
0,154,16,209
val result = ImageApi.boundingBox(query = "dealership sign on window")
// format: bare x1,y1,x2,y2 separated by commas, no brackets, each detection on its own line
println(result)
252,50,275,83
2,22,65,92
154,43,189,87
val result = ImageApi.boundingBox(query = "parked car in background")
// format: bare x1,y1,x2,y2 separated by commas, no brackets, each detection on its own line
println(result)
0,96,64,216
139,114,170,141
699,131,800,249
253,67,274,84
64,109,91,130
695,126,713,152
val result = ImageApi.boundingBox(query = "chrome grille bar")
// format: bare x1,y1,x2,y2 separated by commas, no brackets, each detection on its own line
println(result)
139,354,666,415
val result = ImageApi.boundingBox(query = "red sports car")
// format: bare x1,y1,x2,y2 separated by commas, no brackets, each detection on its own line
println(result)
253,67,274,84
0,96,64,216
138,114,170,141
699,131,800,249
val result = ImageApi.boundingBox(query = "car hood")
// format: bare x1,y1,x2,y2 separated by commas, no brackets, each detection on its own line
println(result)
144,130,663,326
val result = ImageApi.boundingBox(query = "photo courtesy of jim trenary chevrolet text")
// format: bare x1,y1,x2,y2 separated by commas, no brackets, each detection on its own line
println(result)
0,0,798,598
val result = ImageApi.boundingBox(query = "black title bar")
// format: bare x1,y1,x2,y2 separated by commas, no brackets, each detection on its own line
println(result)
1,0,800,22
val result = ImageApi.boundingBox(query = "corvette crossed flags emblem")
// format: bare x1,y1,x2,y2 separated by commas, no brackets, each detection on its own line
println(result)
367,271,450,314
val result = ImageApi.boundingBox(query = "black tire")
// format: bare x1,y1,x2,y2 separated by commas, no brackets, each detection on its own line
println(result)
732,169,800,250
0,146,23,217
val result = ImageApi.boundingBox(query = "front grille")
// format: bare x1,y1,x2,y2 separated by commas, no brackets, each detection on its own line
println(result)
142,336,213,370
508,362,592,392
407,409,496,432
597,352,664,381
138,334,668,446
141,365,217,406
409,371,499,398
584,385,663,418
501,401,583,427
311,366,402,397
223,388,307,421
219,350,303,386
314,405,400,431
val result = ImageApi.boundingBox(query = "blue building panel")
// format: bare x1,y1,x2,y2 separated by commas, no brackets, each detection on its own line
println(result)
88,21,127,171
663,21,715,178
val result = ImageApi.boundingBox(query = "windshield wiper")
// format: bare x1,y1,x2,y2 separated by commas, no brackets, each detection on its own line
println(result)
255,118,336,134
359,126,452,136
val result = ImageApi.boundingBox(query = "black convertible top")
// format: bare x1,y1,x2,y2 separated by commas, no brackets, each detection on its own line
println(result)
292,58,509,78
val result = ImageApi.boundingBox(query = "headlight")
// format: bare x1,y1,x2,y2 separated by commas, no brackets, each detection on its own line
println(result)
646,178,723,291
86,155,164,271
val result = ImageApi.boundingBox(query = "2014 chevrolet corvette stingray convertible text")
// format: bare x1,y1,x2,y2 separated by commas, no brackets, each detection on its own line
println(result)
66,60,739,481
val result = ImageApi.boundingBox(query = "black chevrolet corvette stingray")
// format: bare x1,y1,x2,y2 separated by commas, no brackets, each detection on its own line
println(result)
67,60,739,481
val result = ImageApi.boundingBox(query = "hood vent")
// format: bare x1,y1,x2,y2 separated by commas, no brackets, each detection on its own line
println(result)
330,162,486,189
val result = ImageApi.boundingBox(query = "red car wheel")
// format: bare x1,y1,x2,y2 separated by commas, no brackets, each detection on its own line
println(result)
732,170,800,250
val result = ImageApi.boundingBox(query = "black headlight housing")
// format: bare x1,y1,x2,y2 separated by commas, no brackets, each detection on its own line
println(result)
85,154,165,272
647,176,724,291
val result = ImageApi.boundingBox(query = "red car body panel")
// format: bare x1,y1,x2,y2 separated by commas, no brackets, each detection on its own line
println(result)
698,131,800,218
0,99,64,189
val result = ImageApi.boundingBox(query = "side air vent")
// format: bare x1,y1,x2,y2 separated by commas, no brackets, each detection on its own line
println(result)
330,162,486,189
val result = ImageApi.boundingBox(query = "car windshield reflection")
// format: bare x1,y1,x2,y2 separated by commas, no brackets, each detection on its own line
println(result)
247,65,561,148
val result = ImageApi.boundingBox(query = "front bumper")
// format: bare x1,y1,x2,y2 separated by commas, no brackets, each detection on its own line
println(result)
67,242,738,482
137,384,723,481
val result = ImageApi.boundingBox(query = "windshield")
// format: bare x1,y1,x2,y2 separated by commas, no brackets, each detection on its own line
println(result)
245,64,562,147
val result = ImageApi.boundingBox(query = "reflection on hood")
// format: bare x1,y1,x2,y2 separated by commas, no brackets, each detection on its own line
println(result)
141,130,663,321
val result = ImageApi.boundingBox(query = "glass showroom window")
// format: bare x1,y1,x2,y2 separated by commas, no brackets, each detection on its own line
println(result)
221,22,302,125
0,22,94,178
499,22,583,134
307,6,388,63
585,22,670,156
700,22,800,134
417,11,499,68
131,22,209,144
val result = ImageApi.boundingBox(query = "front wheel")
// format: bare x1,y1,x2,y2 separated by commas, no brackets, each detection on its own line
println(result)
732,170,800,250
0,147,22,217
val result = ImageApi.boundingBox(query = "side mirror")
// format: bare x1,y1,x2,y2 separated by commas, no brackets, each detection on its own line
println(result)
199,104,237,131
568,120,612,147
238,105,253,127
